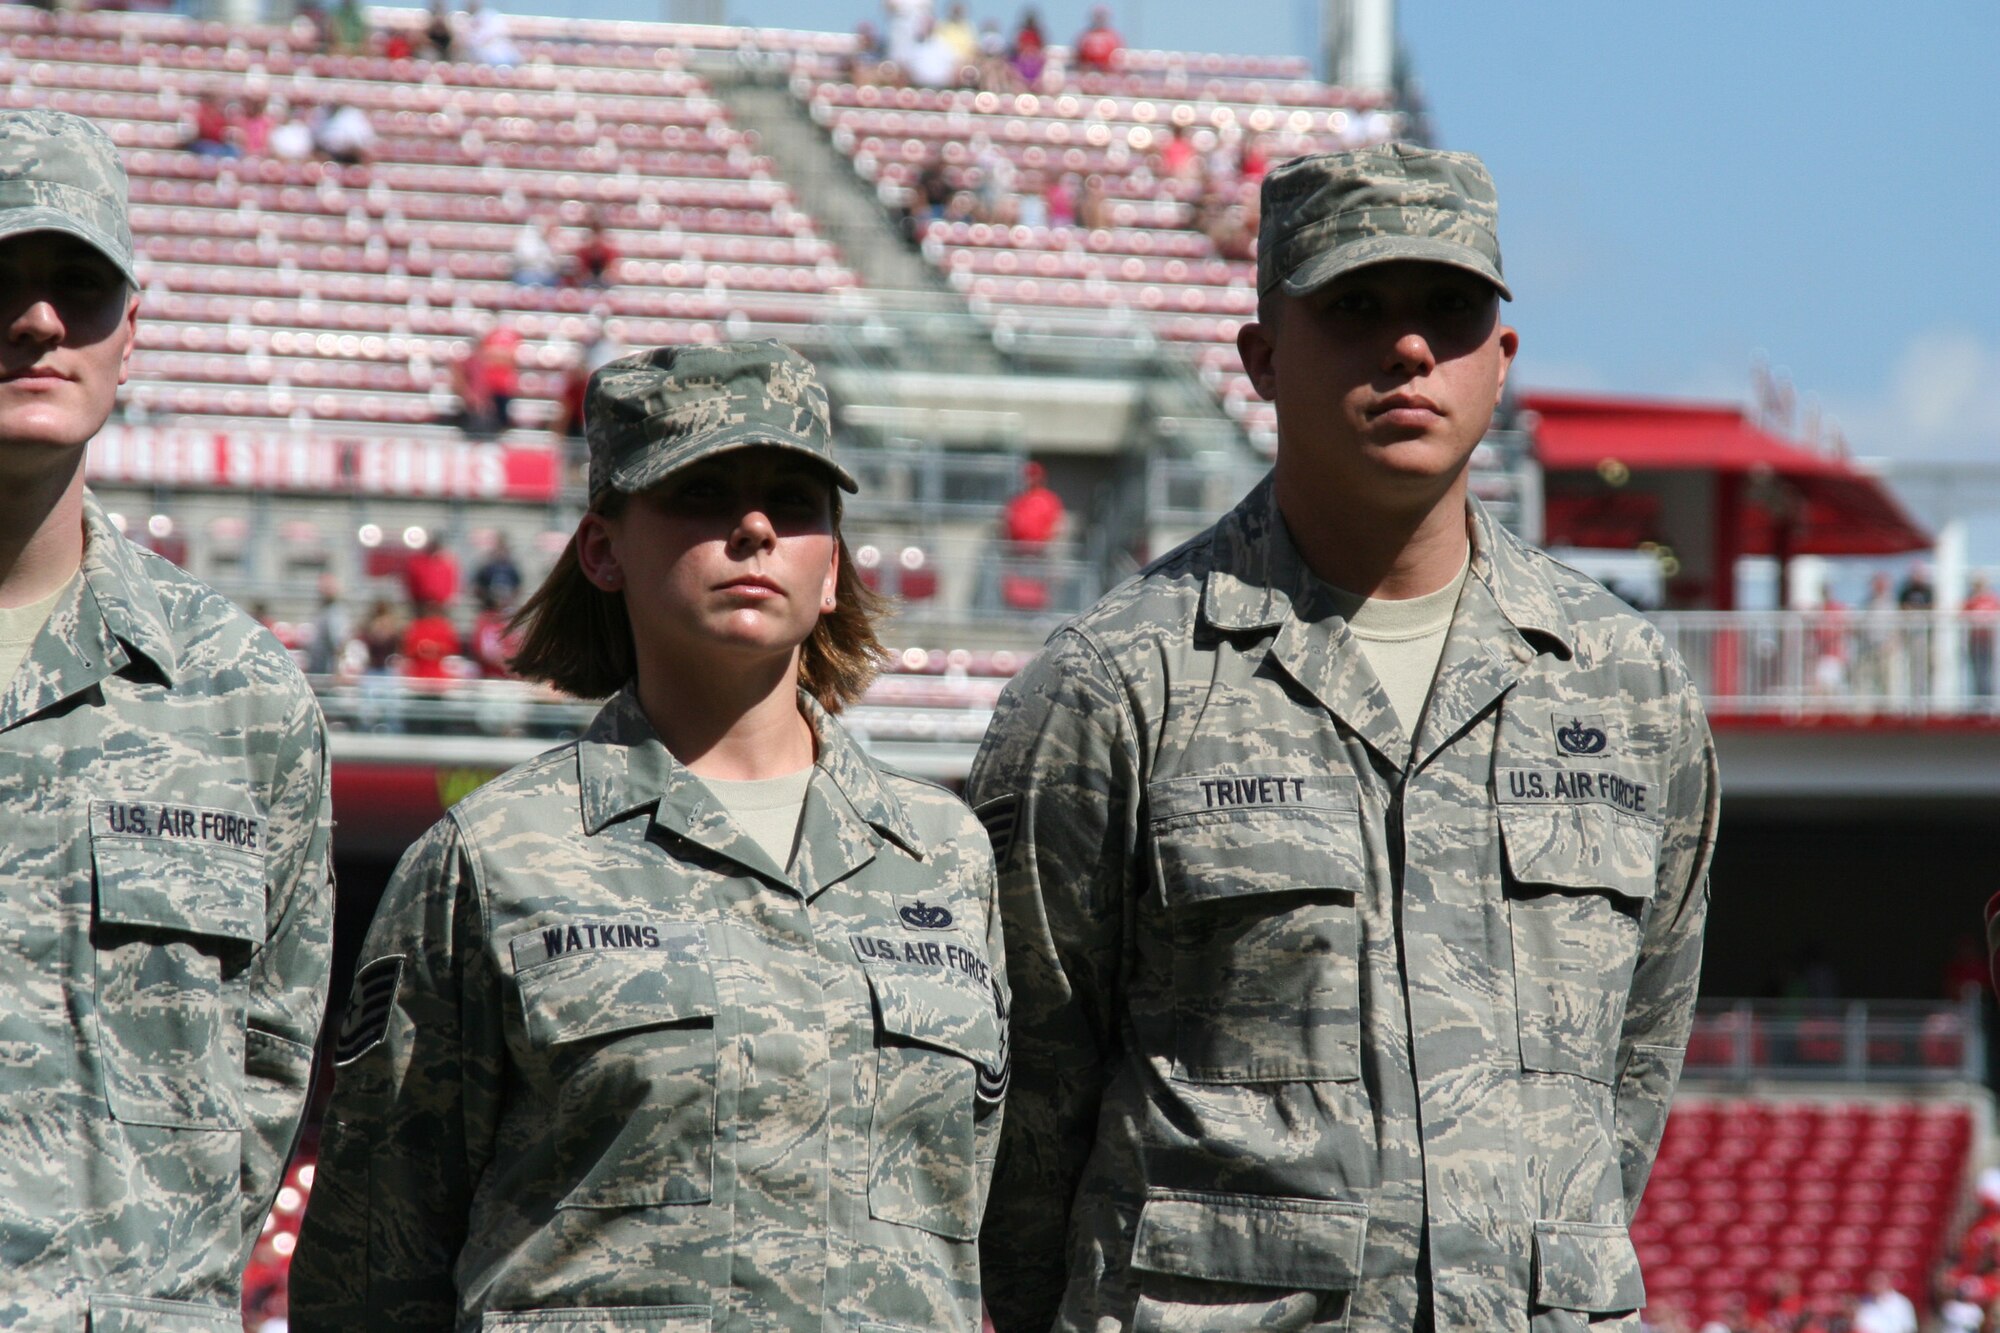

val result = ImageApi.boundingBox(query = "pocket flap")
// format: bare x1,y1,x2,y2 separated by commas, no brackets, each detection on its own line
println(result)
90,1294,242,1332
479,1307,712,1331
1532,1219,1646,1313
1150,806,1366,909
91,835,262,944
1131,1189,1368,1290
862,961,1000,1066
1497,800,1659,901
514,924,716,1048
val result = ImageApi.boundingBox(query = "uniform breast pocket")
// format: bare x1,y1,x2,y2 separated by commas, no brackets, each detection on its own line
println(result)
1497,793,1661,1083
1149,798,1367,1084
861,959,1002,1241
90,832,262,1131
514,929,718,1210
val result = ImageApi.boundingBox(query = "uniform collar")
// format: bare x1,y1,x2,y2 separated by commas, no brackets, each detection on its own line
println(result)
575,684,924,892
1199,474,1574,660
0,493,177,731
78,491,181,685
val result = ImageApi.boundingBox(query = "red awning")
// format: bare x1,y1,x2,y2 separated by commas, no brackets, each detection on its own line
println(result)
1524,391,1929,556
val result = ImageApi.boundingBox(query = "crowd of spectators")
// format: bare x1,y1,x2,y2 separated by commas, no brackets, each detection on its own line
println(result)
289,533,529,729
181,92,376,165
852,2,1126,93
293,0,521,65
1807,564,2000,703
1637,1270,1922,1333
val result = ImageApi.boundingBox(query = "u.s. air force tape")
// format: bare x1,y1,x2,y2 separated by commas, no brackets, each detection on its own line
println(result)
334,955,404,1065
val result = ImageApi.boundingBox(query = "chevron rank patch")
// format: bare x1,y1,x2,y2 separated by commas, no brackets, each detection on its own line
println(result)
334,955,404,1065
975,794,1019,869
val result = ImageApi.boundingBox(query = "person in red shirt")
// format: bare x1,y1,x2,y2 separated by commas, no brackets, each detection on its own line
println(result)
402,535,461,610
566,211,620,288
469,589,522,679
999,461,1065,611
1073,6,1123,72
398,600,461,684
452,322,522,436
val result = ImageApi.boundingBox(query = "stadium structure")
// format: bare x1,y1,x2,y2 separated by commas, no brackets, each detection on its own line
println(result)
11,2,2000,1326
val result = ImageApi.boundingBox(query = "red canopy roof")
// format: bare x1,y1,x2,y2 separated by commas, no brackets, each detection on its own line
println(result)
1524,391,1929,556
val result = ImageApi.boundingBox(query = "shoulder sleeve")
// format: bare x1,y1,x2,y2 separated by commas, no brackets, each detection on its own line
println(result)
238,685,334,1259
289,813,500,1332
966,629,1143,1333
1615,651,1718,1216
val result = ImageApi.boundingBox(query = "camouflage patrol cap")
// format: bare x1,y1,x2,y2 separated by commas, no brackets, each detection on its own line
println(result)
0,109,136,286
586,340,856,500
1257,141,1510,301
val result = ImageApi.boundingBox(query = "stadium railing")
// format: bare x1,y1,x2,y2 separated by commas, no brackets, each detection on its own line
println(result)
1684,995,1987,1085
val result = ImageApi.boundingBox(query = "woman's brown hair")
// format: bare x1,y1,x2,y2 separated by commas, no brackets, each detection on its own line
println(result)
509,493,890,712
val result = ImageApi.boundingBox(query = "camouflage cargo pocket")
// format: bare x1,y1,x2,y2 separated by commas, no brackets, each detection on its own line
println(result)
1531,1218,1646,1319
1147,793,1367,1084
1128,1188,1366,1332
860,958,1001,1240
89,831,261,1130
477,1307,712,1330
1497,798,1660,1083
513,924,718,1209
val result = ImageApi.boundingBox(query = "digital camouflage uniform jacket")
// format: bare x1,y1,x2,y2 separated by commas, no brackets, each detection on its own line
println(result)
0,495,334,1333
969,478,1717,1333
290,687,1007,1333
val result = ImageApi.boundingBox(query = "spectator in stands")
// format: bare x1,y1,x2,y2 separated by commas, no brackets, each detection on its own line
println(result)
1015,170,1048,227
1077,173,1109,230
356,596,405,730
552,322,628,440
1239,133,1272,182
184,92,238,158
328,0,370,54
452,321,522,437
465,0,522,66
472,533,522,609
1159,121,1197,180
905,19,964,89
511,216,562,287
1899,560,1935,699
313,99,376,166
976,19,1012,90
916,156,952,221
468,583,521,679
304,574,351,677
1812,584,1850,694
423,0,457,59
995,460,1065,612
236,96,274,156
1009,9,1047,85
403,533,461,611
1966,573,2000,697
269,102,316,160
1044,172,1076,228
935,3,978,66
971,134,1015,217
1856,571,1898,697
1073,5,1123,72
398,598,462,685
884,0,931,71
847,20,887,83
1855,1272,1918,1333
383,25,416,60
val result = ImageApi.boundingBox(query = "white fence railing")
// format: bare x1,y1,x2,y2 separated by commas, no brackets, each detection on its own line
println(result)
1651,610,2000,717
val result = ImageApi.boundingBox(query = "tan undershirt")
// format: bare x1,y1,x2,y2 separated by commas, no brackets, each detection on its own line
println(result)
700,767,814,870
1328,553,1471,740
0,574,78,697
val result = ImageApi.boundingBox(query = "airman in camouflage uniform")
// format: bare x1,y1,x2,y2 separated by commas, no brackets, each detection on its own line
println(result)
0,111,335,1330
290,343,1008,1333
969,145,1718,1333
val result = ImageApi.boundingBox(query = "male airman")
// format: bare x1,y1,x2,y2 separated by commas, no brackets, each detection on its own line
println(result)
0,109,334,1328
970,144,1718,1332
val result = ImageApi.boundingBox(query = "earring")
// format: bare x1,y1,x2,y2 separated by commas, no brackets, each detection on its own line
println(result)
823,595,835,609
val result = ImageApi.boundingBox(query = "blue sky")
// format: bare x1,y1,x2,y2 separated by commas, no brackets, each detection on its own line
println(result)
513,0,2000,469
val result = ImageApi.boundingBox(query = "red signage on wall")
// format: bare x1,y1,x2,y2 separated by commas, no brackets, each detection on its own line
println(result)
88,426,562,501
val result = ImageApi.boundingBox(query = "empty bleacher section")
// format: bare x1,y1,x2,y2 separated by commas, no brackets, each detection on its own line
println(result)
1636,1095,1979,1328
